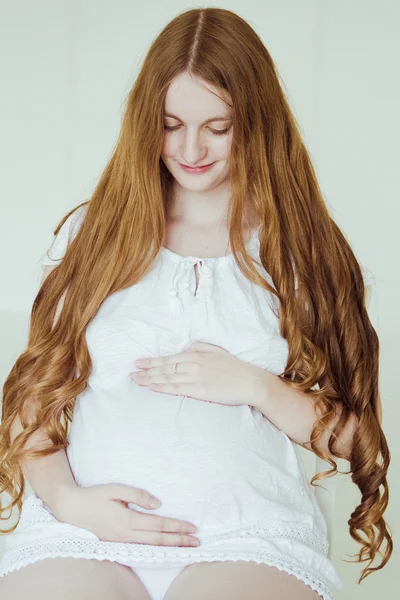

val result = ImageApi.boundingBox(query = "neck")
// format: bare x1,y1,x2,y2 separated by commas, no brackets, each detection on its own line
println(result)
166,180,231,228
166,181,257,229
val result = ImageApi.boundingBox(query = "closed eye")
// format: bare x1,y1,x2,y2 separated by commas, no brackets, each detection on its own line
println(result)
163,125,231,136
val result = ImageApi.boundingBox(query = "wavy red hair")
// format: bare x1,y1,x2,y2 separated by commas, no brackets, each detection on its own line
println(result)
1,7,392,584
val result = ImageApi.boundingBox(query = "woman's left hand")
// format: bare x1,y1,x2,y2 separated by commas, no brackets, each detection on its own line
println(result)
129,341,268,408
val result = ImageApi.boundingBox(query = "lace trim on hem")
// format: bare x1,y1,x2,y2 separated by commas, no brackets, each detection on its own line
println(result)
18,495,329,555
0,540,337,600
199,519,329,555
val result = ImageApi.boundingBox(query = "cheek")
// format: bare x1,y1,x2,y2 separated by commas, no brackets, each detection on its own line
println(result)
161,135,178,158
215,136,232,159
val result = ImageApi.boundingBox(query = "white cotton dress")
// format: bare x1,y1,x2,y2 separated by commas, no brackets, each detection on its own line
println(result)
0,204,375,599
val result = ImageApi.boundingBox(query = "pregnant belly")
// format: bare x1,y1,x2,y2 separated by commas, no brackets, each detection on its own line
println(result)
66,384,314,531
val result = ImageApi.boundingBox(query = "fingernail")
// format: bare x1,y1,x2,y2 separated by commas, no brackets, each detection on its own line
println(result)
150,497,162,508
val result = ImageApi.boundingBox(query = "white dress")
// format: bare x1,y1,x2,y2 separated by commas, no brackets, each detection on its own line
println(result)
0,204,375,599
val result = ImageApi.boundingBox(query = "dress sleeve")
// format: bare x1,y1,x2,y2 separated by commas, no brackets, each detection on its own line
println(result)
361,265,375,308
361,265,375,288
294,265,376,309
38,204,88,270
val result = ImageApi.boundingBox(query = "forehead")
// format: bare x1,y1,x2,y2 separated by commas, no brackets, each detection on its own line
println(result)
164,73,232,123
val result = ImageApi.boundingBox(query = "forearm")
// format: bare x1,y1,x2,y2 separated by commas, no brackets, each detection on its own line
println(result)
10,410,79,513
253,371,358,461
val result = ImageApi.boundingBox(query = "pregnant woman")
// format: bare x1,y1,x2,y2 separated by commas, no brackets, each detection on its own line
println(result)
0,7,392,600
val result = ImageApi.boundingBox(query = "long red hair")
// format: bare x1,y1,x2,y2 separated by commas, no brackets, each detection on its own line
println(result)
1,7,392,584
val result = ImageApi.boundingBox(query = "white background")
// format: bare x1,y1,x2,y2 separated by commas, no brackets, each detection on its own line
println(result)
0,1,399,597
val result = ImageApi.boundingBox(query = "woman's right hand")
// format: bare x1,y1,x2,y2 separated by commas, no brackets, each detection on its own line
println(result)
51,483,200,547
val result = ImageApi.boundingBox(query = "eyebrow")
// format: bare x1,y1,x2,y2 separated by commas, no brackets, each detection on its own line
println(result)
164,112,231,124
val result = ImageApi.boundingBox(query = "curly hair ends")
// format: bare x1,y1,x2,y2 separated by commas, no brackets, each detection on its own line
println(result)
0,6,393,584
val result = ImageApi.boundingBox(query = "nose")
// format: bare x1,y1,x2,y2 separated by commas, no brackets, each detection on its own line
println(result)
179,129,208,165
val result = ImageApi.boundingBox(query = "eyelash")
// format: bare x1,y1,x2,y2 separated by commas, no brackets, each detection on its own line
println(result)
163,125,230,136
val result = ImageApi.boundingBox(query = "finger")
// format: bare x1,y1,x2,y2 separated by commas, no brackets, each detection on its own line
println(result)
133,373,194,385
129,530,200,547
134,362,197,378
131,513,198,534
105,484,159,509
135,352,195,369
148,382,196,396
129,354,199,381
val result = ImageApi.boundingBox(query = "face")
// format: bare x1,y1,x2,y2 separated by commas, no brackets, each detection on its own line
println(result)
160,72,233,190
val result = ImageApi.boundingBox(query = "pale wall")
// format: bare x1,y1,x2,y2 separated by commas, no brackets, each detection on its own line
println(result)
1,1,398,597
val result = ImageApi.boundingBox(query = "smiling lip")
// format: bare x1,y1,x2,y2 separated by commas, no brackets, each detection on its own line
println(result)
178,161,216,173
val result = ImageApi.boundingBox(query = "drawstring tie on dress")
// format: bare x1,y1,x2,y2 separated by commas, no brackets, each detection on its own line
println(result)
168,258,215,318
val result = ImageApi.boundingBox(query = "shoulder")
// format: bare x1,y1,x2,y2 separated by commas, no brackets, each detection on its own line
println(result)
38,202,89,270
55,203,88,237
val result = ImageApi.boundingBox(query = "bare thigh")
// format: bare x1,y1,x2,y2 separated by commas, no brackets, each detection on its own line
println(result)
0,557,151,600
163,561,323,600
